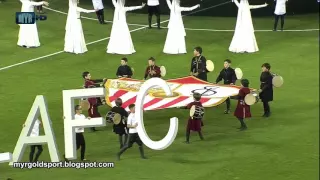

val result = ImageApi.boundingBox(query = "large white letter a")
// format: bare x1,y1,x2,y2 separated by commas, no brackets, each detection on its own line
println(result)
9,95,60,165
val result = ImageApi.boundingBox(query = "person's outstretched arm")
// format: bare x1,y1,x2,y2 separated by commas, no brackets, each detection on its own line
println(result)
124,3,146,12
179,4,200,12
77,7,95,13
29,1,49,6
232,0,240,8
249,3,268,9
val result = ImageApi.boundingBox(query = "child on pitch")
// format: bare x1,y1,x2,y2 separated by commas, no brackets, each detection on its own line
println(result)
232,79,252,131
23,119,43,162
110,98,129,149
63,105,88,161
116,104,147,160
180,92,204,144
116,57,133,78
258,63,273,117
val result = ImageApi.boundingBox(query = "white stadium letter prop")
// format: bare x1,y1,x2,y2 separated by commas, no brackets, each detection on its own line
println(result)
63,88,106,160
9,95,60,165
0,152,12,163
135,78,179,150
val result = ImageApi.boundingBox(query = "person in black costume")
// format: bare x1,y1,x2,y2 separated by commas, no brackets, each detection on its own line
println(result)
259,63,273,117
215,59,237,114
190,46,208,81
110,98,129,148
116,57,133,78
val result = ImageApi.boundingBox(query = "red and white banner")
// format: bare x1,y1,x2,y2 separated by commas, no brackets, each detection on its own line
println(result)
105,76,242,111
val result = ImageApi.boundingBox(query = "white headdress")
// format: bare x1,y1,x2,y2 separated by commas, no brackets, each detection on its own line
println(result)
117,0,125,8
240,0,249,6
172,0,180,11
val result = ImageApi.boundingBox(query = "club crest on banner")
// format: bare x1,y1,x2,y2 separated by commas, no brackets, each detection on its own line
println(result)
104,76,243,111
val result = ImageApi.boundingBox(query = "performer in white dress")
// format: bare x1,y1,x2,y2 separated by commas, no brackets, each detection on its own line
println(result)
64,0,96,54
229,0,267,53
273,0,288,31
17,0,49,48
163,0,200,54
107,0,145,55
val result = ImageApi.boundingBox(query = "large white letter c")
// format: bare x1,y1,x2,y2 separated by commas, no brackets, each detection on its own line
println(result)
135,78,178,150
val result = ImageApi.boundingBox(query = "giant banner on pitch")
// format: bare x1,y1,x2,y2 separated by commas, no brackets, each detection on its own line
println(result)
104,76,242,111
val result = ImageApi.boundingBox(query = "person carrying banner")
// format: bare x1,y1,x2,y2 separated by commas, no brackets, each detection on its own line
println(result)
87,85,102,132
144,57,161,80
232,79,251,131
190,46,208,81
82,71,106,106
116,57,133,78
180,93,204,144
215,59,237,114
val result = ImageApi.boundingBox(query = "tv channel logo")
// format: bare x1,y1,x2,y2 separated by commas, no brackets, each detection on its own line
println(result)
16,12,47,24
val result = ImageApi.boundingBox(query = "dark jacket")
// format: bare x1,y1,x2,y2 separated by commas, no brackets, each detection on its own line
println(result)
259,71,273,102
215,67,237,84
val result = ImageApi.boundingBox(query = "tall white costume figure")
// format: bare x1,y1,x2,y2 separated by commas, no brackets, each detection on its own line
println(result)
107,0,145,55
17,0,49,48
229,0,267,53
64,0,96,54
163,0,200,54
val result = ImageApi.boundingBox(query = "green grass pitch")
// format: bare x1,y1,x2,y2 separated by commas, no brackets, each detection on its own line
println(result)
0,1,318,180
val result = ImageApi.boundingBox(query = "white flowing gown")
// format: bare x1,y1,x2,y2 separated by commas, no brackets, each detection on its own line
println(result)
17,0,44,47
64,0,95,54
163,0,199,54
107,0,144,55
229,0,267,53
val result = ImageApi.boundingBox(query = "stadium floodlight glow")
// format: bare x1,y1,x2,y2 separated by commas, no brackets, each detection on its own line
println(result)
63,88,106,160
135,78,179,150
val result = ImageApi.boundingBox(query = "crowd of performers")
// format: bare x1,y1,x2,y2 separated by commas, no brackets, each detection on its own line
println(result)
75,47,273,160
17,0,288,54
23,45,275,162
16,0,283,162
